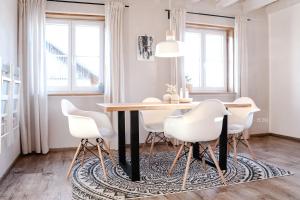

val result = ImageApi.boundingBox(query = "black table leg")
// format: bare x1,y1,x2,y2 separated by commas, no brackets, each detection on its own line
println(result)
219,114,228,171
118,111,126,164
117,110,140,181
130,111,140,181
193,142,200,159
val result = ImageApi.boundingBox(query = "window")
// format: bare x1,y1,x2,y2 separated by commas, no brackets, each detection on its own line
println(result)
185,26,230,92
45,18,104,93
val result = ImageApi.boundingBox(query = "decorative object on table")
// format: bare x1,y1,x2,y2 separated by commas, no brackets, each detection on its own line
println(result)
163,93,172,102
137,35,154,61
170,93,180,104
185,75,192,92
179,97,193,103
179,87,191,103
179,87,189,98
163,84,179,104
72,152,292,200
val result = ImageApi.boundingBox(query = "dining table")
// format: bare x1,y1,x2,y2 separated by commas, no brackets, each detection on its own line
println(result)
97,101,251,182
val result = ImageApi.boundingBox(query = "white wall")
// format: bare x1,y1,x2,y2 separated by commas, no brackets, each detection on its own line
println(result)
247,10,269,134
47,0,270,149
268,2,300,138
0,0,20,179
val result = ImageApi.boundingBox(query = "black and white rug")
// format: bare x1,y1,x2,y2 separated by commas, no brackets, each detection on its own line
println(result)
72,151,292,200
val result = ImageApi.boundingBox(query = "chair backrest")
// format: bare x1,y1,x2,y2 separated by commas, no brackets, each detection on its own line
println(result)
61,99,99,139
175,99,229,142
61,99,78,116
229,97,260,129
164,99,230,142
140,97,174,128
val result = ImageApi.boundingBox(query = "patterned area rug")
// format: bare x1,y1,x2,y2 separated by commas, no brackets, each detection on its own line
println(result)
72,151,292,200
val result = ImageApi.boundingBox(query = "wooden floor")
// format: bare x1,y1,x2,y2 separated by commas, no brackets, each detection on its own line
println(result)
0,135,300,200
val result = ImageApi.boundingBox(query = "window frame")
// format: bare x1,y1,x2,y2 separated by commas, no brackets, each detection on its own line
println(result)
185,23,234,94
45,15,105,94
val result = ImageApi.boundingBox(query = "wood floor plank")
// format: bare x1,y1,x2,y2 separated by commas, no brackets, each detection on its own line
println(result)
0,135,299,200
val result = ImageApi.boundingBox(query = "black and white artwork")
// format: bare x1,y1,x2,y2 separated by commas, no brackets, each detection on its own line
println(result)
137,35,154,61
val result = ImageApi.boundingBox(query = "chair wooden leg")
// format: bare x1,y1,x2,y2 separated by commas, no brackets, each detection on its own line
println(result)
182,144,193,190
208,145,227,185
213,139,219,151
171,140,176,149
149,133,156,156
142,132,151,152
97,143,108,179
244,138,256,159
66,142,82,178
201,145,207,172
103,139,116,167
164,135,172,151
227,138,231,155
202,156,207,172
232,135,238,163
81,144,86,167
168,144,184,176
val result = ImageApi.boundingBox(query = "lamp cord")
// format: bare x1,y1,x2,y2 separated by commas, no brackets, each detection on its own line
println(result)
169,0,172,31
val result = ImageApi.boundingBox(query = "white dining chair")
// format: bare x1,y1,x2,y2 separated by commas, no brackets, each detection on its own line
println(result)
164,99,229,189
215,97,260,161
61,99,115,179
140,97,175,155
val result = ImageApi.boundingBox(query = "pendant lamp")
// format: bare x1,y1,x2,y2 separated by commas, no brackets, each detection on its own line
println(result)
155,0,184,58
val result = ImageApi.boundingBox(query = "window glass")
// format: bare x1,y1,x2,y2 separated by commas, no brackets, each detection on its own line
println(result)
184,31,202,88
74,24,101,89
205,33,225,88
185,28,227,92
45,19,104,93
46,23,69,90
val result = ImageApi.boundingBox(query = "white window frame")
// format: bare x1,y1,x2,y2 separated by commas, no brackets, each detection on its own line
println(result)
46,18,105,93
185,27,228,93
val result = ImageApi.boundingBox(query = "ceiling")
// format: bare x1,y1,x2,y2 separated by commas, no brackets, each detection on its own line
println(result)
183,0,279,13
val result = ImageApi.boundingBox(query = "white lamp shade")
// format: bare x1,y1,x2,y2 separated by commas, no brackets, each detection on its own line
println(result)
155,40,184,58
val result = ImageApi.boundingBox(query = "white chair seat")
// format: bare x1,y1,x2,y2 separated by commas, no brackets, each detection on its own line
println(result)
228,124,244,135
164,100,229,189
140,97,176,154
61,99,116,179
144,123,164,133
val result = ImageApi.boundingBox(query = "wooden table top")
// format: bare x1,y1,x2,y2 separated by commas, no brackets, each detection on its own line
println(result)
97,101,251,112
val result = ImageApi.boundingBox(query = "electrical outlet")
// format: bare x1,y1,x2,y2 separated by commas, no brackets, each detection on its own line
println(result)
257,118,268,123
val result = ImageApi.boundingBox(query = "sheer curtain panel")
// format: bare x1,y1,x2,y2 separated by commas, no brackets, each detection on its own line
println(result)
171,8,186,89
18,0,48,154
234,16,249,97
104,0,125,149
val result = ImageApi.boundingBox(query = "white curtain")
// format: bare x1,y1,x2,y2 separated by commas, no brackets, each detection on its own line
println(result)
235,16,250,138
171,8,186,90
18,0,48,154
234,16,249,97
104,0,125,149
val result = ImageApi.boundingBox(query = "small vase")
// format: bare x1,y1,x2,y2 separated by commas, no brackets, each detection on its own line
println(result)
171,93,179,104
163,93,171,103
186,83,193,93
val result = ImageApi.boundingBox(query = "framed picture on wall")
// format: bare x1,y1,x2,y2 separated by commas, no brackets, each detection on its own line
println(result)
137,35,155,61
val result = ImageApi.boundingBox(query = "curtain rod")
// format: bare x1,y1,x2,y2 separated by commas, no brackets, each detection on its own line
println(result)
165,9,235,20
47,0,129,7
